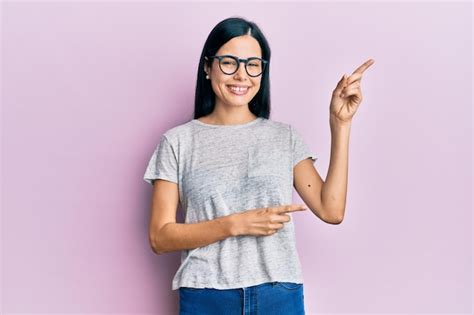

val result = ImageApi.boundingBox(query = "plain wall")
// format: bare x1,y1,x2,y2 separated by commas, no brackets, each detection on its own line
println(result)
1,1,472,314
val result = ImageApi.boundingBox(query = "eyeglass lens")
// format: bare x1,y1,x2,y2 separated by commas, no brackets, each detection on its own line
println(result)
219,56,264,76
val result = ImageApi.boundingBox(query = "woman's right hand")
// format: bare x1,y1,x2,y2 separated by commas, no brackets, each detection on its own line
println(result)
229,204,308,237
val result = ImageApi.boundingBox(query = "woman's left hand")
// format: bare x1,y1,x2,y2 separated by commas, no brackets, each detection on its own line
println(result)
329,59,375,125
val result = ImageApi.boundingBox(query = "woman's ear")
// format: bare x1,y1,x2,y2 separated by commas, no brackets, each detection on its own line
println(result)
203,57,209,75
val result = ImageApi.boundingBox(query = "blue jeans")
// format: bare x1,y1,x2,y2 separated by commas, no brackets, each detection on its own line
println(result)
179,281,305,314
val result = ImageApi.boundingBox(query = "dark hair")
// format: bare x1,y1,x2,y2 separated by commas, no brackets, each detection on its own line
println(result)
193,17,272,120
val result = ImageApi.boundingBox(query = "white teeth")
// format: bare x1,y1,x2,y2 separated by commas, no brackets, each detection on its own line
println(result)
229,86,248,92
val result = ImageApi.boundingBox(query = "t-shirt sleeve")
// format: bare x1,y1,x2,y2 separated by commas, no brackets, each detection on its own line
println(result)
143,135,178,185
290,125,318,167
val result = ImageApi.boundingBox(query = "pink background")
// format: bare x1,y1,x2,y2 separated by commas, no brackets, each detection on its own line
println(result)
1,1,472,314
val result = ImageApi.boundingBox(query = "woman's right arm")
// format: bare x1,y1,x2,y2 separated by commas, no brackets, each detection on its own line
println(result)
148,179,306,255
148,179,237,255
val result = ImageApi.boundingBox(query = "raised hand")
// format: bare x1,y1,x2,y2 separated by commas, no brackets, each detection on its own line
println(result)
330,59,375,124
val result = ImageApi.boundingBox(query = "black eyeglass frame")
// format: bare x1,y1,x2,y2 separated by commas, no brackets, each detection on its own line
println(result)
205,55,268,77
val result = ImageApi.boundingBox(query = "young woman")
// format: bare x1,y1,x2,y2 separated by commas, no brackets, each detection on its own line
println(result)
144,16,374,315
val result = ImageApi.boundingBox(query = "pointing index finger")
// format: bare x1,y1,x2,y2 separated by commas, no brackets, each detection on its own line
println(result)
352,58,375,75
277,204,307,213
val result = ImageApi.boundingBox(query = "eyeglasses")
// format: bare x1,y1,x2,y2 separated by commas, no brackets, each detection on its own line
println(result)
205,55,268,77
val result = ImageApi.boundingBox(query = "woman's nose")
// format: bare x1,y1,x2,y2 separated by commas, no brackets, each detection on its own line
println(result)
234,62,249,80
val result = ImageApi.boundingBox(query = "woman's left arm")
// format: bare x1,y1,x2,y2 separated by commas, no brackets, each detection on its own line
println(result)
294,58,375,224
293,120,351,225
320,118,351,223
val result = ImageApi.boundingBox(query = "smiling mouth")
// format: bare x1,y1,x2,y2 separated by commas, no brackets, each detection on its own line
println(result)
227,85,250,95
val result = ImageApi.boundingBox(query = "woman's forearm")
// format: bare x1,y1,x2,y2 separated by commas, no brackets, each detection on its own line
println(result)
321,115,351,222
152,214,236,255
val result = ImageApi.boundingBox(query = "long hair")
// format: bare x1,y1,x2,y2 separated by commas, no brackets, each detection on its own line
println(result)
193,17,272,119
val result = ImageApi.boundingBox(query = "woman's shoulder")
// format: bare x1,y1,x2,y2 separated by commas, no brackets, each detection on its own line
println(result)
160,119,195,144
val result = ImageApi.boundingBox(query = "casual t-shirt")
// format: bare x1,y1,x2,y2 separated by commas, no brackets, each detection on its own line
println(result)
143,117,317,291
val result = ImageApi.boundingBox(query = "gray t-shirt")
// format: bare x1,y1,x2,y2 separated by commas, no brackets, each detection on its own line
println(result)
143,117,317,291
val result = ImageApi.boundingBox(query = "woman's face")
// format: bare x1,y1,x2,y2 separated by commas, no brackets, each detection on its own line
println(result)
204,35,264,109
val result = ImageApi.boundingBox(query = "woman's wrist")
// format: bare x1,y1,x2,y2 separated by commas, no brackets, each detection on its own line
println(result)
225,213,241,237
330,114,352,129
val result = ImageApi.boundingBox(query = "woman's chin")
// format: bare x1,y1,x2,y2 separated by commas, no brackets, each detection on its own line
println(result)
224,98,250,106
